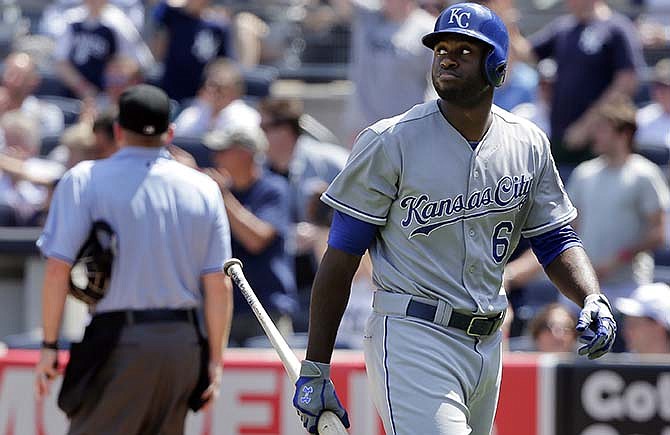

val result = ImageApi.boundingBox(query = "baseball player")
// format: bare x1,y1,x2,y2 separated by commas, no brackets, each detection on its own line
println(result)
292,3,617,435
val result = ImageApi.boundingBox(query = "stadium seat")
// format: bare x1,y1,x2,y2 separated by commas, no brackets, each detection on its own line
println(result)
40,134,60,156
636,145,670,168
170,136,211,167
35,69,70,97
243,65,278,98
653,246,670,282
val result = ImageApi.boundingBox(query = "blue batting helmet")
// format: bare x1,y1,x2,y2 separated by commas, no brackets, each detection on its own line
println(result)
422,2,509,88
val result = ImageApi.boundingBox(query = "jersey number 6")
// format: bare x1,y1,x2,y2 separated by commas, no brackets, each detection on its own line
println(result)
492,221,514,263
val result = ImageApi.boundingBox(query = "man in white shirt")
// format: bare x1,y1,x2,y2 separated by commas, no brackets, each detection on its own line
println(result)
173,59,259,137
636,58,670,149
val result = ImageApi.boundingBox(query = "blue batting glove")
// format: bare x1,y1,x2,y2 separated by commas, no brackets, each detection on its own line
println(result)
576,294,617,359
292,360,350,433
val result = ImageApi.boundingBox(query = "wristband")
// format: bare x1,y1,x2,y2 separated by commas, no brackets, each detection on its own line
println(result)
41,340,58,350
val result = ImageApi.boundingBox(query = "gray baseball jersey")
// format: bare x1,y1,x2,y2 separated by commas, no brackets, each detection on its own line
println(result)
323,101,576,314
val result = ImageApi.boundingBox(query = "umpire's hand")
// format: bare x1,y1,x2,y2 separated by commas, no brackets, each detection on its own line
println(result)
35,349,59,398
292,360,350,433
576,294,617,359
200,360,223,410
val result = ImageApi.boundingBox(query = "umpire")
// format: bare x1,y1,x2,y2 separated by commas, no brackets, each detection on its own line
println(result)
34,84,233,435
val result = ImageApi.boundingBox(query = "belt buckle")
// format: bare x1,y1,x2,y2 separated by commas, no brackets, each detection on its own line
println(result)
466,316,491,337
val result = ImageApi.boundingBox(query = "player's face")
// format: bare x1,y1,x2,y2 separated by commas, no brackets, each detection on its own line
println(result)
431,35,490,106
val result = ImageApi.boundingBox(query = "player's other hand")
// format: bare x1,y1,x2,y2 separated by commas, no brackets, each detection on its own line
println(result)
35,349,59,398
576,294,617,359
292,360,350,433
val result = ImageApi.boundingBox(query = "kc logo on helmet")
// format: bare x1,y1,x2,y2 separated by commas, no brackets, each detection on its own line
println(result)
448,8,472,28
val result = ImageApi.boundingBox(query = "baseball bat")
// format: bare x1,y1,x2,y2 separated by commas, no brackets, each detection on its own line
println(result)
223,258,349,435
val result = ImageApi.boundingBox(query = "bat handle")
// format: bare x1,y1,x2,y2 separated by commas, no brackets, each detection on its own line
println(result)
223,258,243,276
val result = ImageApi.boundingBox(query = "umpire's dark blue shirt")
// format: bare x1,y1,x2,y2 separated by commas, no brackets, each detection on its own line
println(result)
530,12,645,163
230,171,297,316
153,1,232,102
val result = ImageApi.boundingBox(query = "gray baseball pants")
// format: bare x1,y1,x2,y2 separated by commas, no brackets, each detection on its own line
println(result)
363,302,503,435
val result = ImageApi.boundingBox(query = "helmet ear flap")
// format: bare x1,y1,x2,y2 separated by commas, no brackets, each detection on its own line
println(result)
483,48,507,87
494,62,507,87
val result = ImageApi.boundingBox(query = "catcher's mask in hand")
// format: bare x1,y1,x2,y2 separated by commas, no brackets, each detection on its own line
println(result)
69,220,116,306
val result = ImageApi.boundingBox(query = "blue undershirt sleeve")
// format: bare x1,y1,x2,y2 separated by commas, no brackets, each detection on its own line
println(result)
529,224,583,268
327,210,379,256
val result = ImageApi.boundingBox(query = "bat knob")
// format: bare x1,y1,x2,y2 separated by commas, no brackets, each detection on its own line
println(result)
223,258,243,276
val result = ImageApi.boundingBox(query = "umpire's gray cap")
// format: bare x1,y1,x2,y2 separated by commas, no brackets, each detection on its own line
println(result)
203,124,268,154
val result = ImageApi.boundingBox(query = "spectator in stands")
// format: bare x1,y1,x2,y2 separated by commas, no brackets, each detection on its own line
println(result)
96,56,144,111
0,112,65,225
258,97,348,296
202,125,295,346
636,58,670,149
173,59,259,137
616,282,670,354
418,0,448,17
39,0,146,37
512,58,555,136
473,0,539,112
0,52,64,138
151,0,233,102
332,0,434,142
47,123,97,169
567,98,669,309
92,110,119,158
515,0,644,179
636,0,670,48
528,303,578,353
53,0,154,100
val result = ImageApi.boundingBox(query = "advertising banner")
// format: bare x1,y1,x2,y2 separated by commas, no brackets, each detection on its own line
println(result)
0,350,538,435
555,361,670,435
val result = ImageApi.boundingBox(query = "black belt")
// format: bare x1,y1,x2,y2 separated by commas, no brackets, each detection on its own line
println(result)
405,299,503,337
93,308,197,326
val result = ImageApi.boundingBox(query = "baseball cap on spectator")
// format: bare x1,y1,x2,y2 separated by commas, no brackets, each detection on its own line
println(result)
653,58,670,87
615,283,670,331
203,124,268,154
118,84,170,136
597,96,637,134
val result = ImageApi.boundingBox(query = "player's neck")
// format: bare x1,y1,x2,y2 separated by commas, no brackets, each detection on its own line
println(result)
438,99,493,142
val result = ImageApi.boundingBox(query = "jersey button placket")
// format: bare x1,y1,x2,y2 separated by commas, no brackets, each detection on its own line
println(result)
463,158,485,310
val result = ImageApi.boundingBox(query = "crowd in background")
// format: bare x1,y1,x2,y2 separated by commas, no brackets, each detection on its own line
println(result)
0,0,669,354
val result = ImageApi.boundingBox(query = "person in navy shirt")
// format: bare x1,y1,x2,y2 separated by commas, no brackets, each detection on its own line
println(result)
515,0,644,175
151,0,233,102
54,0,153,99
203,125,296,346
